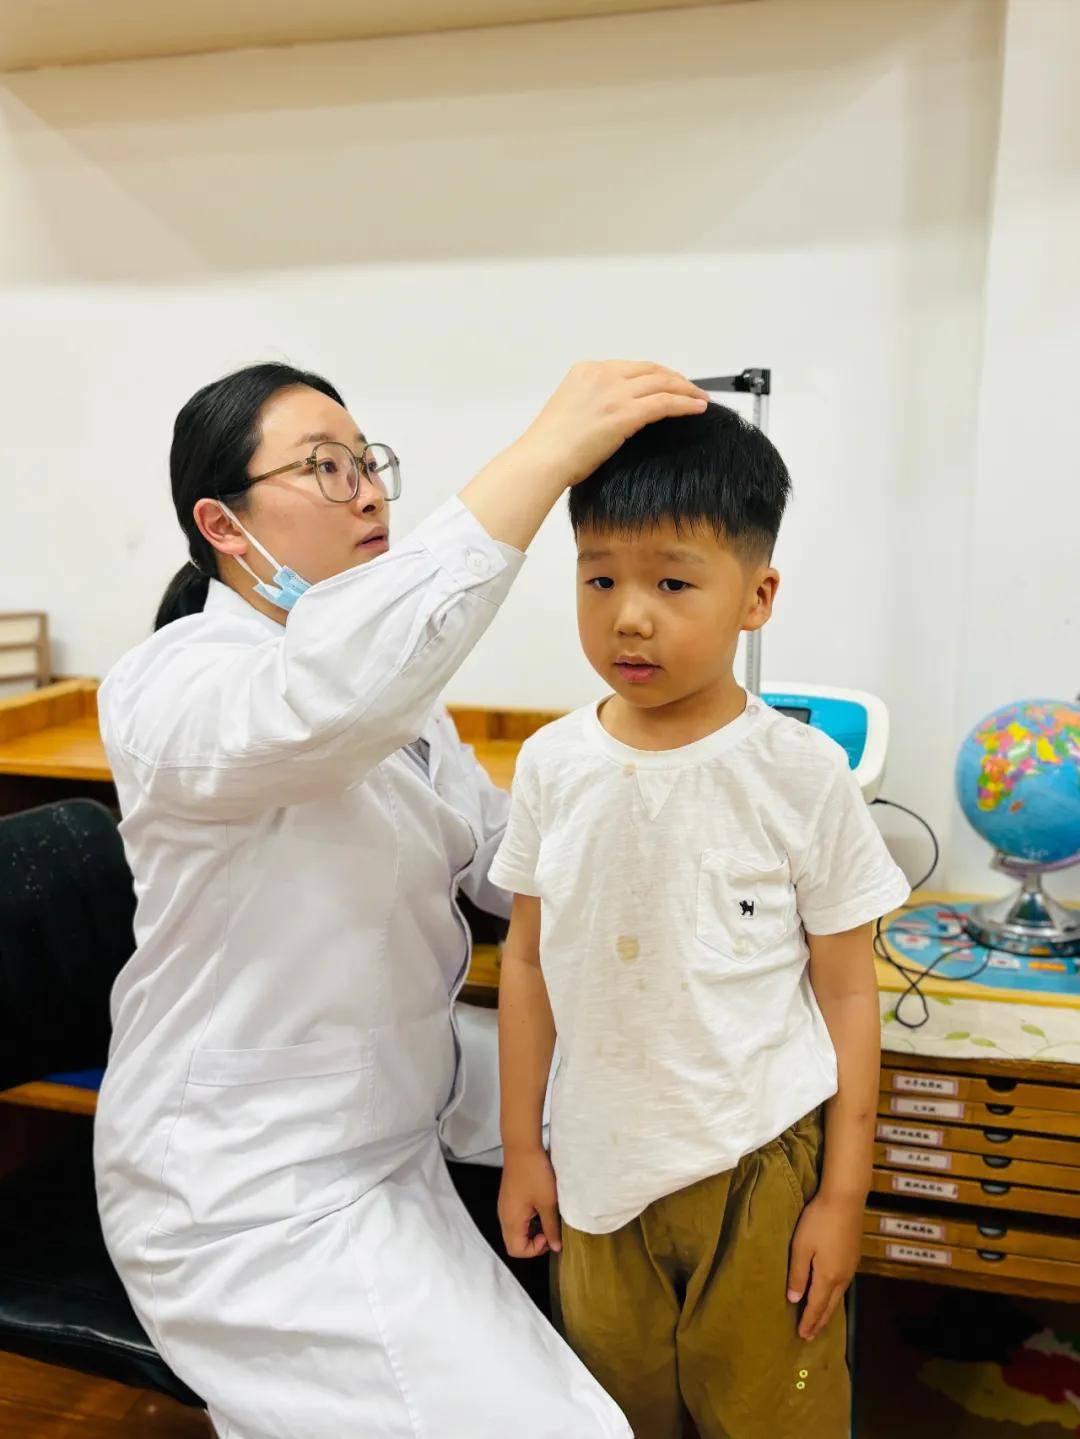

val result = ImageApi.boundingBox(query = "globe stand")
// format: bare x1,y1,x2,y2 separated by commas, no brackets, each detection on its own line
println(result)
963,853,1080,959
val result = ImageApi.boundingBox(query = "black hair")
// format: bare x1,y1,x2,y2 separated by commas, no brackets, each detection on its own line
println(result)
154,362,345,630
568,402,791,562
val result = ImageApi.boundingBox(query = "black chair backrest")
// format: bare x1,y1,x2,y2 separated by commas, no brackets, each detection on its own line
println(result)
0,801,135,1089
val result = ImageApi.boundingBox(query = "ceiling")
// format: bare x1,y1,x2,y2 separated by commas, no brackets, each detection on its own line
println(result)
2,0,747,72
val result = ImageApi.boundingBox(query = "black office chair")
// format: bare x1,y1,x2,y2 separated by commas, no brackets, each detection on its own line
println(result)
0,799,203,1406
0,800,547,1412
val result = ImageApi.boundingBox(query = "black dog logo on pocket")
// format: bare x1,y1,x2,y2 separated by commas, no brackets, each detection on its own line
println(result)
740,900,755,917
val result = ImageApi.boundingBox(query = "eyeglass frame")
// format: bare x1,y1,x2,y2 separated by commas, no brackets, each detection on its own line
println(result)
247,441,401,505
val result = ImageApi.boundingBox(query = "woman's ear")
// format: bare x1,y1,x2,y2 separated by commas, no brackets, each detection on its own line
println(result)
194,498,249,559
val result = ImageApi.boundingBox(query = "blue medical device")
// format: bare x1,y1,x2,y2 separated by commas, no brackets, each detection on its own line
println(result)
760,683,889,800
692,369,890,801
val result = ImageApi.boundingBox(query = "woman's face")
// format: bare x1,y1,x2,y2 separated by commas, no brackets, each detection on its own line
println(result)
198,384,392,598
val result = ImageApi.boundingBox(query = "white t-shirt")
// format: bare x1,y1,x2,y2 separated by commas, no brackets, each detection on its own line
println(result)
489,695,911,1235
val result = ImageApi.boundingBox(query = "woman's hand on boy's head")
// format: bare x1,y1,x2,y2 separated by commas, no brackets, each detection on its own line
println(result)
498,1148,562,1259
786,1192,862,1343
518,361,710,489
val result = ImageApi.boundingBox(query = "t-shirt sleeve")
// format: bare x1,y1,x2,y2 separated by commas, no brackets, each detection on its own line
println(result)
488,745,543,898
794,758,911,935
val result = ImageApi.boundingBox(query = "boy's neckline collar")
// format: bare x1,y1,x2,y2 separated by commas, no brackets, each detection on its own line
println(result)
585,692,767,769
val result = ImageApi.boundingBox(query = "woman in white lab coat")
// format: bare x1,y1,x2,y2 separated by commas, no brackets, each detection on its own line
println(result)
94,359,708,1439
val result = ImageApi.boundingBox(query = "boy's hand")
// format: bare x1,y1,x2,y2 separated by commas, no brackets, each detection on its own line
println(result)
786,1192,863,1342
499,1148,562,1259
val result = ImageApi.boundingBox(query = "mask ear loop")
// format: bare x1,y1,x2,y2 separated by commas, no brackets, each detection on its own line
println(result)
216,500,284,589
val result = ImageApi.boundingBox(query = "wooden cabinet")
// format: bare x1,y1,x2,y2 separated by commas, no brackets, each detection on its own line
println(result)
863,1054,1080,1299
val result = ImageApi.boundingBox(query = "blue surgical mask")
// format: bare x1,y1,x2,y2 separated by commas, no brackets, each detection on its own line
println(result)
218,502,312,614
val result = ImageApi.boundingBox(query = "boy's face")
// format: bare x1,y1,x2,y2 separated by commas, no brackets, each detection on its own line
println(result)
575,520,779,711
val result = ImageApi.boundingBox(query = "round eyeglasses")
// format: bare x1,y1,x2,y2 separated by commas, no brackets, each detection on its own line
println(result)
248,441,401,505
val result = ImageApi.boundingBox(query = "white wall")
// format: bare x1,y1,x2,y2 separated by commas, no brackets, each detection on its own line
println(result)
3,0,1070,894
948,0,1080,898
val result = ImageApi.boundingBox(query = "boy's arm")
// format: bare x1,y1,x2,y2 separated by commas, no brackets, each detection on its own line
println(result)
497,893,562,1258
787,921,879,1341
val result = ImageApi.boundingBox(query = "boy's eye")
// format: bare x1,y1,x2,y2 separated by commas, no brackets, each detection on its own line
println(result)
659,578,692,593
587,576,615,590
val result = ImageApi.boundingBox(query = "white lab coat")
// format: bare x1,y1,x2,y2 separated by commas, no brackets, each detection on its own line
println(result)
93,497,629,1439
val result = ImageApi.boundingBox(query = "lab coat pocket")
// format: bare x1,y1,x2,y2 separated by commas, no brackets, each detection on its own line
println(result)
696,850,796,964
157,1037,375,1234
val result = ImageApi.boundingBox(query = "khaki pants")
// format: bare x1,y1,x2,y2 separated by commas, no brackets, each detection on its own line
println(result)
553,1111,849,1439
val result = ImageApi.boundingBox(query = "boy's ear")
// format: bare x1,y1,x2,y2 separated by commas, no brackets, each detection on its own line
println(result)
743,567,779,633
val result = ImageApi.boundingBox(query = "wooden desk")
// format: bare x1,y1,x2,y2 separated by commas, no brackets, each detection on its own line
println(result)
0,680,114,814
0,714,107,782
0,680,107,782
864,892,1080,1297
0,1081,99,1119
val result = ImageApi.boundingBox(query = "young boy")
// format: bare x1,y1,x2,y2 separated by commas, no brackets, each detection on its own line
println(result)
489,404,910,1439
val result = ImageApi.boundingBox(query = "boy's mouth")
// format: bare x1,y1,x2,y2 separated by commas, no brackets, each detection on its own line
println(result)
614,656,662,684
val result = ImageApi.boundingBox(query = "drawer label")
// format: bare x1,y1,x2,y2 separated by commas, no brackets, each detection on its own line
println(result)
891,1097,966,1121
880,1216,945,1242
886,1241,952,1268
893,1073,960,1097
878,1123,944,1147
893,1174,960,1200
887,1146,952,1171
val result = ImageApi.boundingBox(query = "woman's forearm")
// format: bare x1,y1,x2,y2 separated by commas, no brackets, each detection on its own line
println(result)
459,439,567,553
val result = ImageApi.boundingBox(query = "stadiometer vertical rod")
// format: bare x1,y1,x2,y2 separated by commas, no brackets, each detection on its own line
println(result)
689,368,772,696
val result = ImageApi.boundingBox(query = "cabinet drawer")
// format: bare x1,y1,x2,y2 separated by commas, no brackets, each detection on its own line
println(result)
879,1091,1080,1139
882,1065,1080,1116
861,1233,1080,1291
871,1166,1080,1220
875,1118,1080,1169
863,1205,1080,1264
874,1142,1080,1194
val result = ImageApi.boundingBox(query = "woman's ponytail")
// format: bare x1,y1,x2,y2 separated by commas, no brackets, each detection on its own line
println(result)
154,562,210,631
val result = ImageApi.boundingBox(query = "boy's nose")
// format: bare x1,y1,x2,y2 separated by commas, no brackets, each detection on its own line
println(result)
615,605,654,639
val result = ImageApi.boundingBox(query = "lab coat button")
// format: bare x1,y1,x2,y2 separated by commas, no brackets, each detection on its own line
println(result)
466,550,489,577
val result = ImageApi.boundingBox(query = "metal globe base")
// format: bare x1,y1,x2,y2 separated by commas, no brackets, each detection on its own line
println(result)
962,854,1080,959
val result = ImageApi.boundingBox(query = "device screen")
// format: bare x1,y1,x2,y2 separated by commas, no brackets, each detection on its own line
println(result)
773,705,812,724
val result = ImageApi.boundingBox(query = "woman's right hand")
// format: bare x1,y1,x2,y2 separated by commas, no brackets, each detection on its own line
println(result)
459,361,709,551
516,360,710,488
499,1147,563,1259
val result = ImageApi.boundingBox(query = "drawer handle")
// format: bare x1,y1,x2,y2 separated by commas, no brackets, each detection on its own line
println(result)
982,1129,1014,1144
981,1181,1012,1195
978,1223,1008,1239
977,1249,1007,1263
987,1104,1015,1116
982,1155,1013,1170
987,1078,1018,1094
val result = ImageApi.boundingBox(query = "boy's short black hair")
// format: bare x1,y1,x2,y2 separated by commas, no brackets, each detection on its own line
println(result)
568,402,791,562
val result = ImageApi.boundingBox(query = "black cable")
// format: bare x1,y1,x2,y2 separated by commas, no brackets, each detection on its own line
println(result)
870,797,1009,1029
871,797,940,892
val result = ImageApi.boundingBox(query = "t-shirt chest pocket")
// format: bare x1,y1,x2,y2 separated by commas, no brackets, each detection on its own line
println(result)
696,848,797,963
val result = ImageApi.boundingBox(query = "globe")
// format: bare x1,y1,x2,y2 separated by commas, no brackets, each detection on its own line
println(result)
955,698,1080,867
